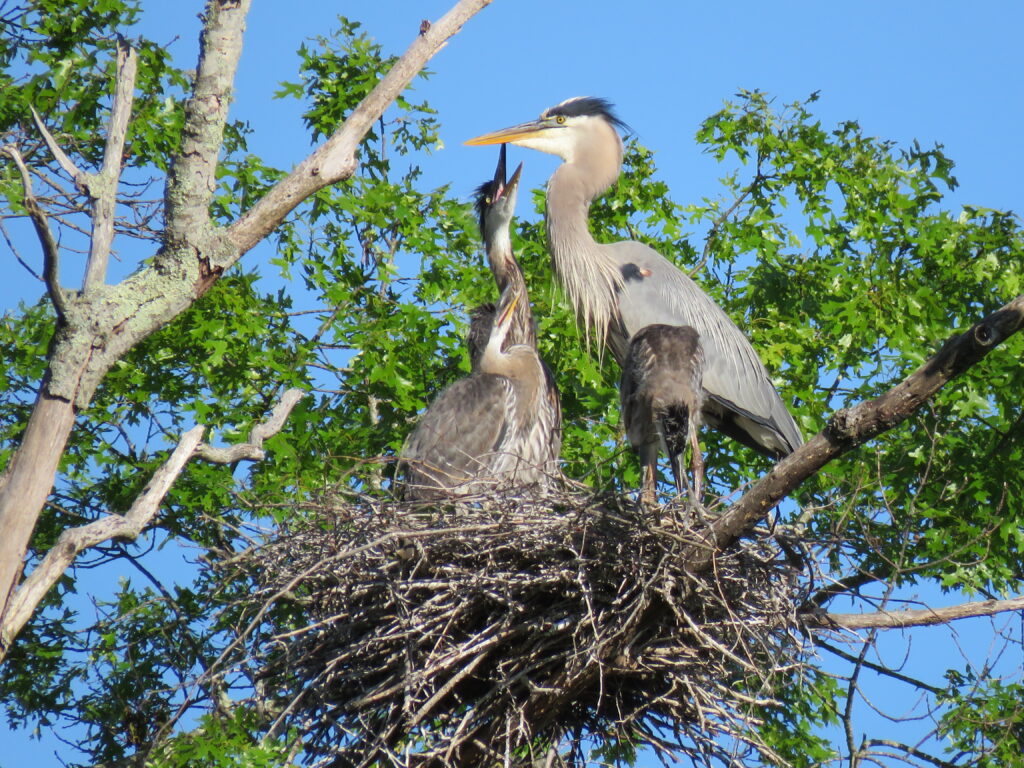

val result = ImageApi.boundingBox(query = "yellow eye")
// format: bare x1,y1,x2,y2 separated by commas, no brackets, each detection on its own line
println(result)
555,115,566,125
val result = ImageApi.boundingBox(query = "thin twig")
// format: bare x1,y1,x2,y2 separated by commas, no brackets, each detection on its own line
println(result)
1,144,67,319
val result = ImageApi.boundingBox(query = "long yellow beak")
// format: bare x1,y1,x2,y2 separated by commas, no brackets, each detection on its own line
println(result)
465,120,548,146
497,291,522,326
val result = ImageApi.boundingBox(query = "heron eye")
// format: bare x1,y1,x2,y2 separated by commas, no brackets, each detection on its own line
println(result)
555,115,566,125
485,196,492,204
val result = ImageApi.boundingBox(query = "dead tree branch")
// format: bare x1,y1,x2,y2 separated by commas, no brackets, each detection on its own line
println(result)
84,39,137,290
860,739,961,768
0,144,67,318
806,595,1024,630
30,105,89,191
225,0,494,257
0,386,304,656
32,40,139,291
684,294,1024,573
0,426,203,650
196,388,305,463
817,639,945,695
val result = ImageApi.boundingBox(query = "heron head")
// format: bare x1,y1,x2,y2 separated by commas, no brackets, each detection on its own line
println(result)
478,286,522,364
473,144,523,242
478,287,543,384
492,287,521,342
465,96,629,162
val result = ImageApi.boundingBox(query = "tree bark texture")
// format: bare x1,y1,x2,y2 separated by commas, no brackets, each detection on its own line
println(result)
805,594,1024,630
0,0,493,653
684,294,1024,574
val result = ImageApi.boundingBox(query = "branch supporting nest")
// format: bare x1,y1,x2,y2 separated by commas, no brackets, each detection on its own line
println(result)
689,294,1024,574
804,595,1024,630
228,489,813,767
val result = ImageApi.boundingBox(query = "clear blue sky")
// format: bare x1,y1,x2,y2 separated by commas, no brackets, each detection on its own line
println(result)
4,1,1023,765
6,1,1023,307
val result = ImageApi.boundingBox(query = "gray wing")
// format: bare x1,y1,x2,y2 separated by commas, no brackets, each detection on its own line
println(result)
603,241,801,456
399,373,512,498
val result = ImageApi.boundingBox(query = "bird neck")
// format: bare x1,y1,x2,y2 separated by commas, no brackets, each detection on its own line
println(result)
546,150,624,346
481,345,543,421
479,322,510,375
485,233,519,294
484,239,537,350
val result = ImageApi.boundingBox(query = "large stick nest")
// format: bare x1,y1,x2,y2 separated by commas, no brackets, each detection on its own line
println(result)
231,487,813,767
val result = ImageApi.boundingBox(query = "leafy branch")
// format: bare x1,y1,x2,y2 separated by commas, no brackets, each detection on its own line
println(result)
0,0,493,660
684,294,1024,572
0,388,304,652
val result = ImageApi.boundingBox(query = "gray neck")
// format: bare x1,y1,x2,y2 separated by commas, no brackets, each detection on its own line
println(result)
484,231,520,294
483,237,537,350
483,220,514,288
545,142,624,346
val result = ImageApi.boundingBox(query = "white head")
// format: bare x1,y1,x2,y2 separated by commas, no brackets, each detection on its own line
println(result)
465,96,628,165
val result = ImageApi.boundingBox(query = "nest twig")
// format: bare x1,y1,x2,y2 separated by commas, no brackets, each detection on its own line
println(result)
226,486,813,767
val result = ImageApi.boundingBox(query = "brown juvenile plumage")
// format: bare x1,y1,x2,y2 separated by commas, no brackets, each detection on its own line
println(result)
399,147,561,500
621,323,705,504
399,289,551,500
466,97,801,462
468,145,561,477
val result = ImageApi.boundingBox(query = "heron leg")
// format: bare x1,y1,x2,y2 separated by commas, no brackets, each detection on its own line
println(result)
688,427,704,505
641,459,657,506
669,451,690,499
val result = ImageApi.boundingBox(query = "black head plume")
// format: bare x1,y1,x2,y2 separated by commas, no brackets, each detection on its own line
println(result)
472,144,507,231
542,96,631,134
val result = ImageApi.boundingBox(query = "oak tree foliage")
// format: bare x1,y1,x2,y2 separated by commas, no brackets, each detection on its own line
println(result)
0,1,1021,766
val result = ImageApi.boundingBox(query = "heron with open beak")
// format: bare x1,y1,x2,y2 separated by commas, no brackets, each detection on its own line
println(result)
467,98,801,499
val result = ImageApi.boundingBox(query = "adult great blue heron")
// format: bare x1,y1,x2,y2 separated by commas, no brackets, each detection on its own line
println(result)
621,324,705,505
399,289,553,500
466,97,802,462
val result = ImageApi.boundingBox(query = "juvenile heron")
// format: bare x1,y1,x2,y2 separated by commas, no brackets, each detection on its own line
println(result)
467,146,562,476
399,288,554,500
466,97,802,462
621,324,705,505
475,145,533,342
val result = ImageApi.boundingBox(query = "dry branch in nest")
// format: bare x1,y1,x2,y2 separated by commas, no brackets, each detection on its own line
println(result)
226,487,815,767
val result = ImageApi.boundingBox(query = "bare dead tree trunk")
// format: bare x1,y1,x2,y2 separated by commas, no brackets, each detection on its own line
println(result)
0,0,494,658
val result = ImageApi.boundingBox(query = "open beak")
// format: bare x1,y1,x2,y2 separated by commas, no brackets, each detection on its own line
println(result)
466,119,549,147
490,144,523,203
